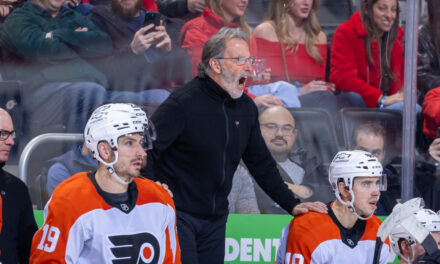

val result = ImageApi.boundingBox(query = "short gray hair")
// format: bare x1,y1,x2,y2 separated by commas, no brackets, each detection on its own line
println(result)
197,27,247,78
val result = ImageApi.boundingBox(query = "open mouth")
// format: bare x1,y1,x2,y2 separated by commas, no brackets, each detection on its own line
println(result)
238,76,247,86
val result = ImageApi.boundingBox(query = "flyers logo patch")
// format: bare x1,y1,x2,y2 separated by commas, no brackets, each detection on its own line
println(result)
109,233,160,264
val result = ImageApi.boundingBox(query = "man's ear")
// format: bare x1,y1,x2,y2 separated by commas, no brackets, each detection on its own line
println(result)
209,58,222,74
338,181,350,200
97,141,113,163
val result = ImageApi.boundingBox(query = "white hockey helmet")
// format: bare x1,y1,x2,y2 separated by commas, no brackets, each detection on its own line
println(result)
84,103,155,183
389,208,440,262
329,150,386,219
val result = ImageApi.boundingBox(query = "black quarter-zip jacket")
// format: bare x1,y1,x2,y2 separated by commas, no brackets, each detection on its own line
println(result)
143,76,300,217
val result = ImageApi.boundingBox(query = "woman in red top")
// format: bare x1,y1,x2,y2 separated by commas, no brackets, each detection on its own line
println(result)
330,0,406,109
251,0,365,114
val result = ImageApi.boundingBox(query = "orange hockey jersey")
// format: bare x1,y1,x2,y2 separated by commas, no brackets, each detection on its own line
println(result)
283,203,390,264
30,172,181,263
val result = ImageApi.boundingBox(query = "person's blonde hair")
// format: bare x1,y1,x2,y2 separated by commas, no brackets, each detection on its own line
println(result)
263,0,323,63
206,0,252,39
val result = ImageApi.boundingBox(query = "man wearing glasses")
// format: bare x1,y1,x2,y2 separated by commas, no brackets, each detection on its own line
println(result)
254,106,333,214
144,27,327,264
0,109,37,263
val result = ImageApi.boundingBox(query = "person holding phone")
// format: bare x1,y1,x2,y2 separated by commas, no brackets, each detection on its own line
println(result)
88,1,188,95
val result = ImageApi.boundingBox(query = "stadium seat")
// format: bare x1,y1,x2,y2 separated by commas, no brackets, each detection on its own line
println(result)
18,133,83,209
288,108,340,166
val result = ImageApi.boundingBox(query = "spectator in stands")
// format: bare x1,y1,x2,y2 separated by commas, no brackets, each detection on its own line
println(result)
251,0,365,115
45,143,97,196
30,103,181,262
144,27,327,263
351,122,401,215
0,0,111,134
389,207,440,264
254,106,333,213
419,0,440,140
418,0,440,103
278,150,390,264
330,0,419,113
0,108,37,264
88,0,190,93
0,0,173,135
180,0,285,107
227,163,260,214
156,0,205,21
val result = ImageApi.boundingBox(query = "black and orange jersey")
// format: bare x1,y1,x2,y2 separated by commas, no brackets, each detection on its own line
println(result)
30,172,181,263
284,203,390,264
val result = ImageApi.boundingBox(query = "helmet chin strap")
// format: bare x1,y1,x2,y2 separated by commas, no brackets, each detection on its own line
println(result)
107,166,133,185
398,244,416,264
98,150,133,185
336,189,375,221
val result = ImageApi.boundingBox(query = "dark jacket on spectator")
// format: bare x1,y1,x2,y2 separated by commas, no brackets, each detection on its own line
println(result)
418,24,440,103
156,0,200,20
0,164,38,264
0,2,111,90
330,11,404,108
143,76,300,218
88,6,190,91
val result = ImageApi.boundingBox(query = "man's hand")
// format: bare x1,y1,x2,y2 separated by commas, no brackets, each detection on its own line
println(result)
66,0,80,8
429,138,440,162
187,0,205,13
153,23,171,52
285,182,311,199
155,181,173,198
45,31,53,39
253,94,283,107
0,4,11,17
291,201,328,216
299,80,335,96
75,27,88,32
131,24,169,54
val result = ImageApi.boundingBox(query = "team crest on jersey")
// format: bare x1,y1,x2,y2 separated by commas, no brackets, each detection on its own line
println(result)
108,232,160,264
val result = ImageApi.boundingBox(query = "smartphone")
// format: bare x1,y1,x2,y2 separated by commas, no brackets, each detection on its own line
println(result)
144,13,162,35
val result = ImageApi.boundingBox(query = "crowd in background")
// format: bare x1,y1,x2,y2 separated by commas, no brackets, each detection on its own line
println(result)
0,0,440,223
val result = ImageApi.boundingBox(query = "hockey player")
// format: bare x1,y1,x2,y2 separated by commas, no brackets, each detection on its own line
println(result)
30,103,181,263
280,150,390,264
389,208,440,264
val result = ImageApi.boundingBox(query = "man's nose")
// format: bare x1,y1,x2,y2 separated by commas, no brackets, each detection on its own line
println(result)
275,127,284,136
5,135,14,146
243,60,252,72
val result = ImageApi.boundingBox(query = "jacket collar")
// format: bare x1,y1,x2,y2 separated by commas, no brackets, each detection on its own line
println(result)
201,7,237,29
200,76,236,103
351,10,404,39
28,1,71,18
